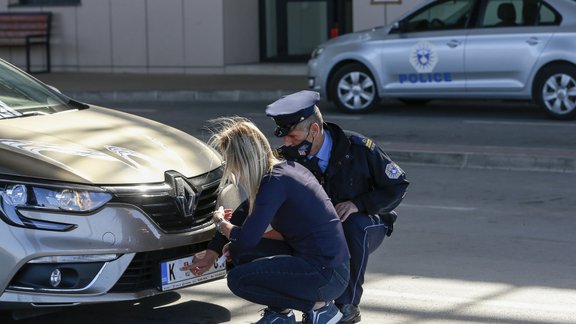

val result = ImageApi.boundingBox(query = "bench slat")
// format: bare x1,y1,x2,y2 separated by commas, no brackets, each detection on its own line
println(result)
0,12,52,72
0,16,49,22
0,23,49,30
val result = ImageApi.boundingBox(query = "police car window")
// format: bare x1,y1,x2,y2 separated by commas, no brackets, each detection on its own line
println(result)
479,0,522,27
479,0,560,27
521,0,540,25
403,0,474,32
537,2,562,25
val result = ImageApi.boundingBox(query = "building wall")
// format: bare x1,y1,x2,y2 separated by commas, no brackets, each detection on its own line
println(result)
0,0,416,74
0,0,232,74
223,0,259,65
352,0,421,31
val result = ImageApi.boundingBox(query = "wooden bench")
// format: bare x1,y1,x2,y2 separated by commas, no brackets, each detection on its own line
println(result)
0,12,52,73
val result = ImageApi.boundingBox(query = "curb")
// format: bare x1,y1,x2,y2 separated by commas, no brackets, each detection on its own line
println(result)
67,90,576,174
389,150,576,173
68,90,296,104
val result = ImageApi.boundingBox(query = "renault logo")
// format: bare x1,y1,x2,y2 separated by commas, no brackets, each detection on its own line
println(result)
166,172,199,218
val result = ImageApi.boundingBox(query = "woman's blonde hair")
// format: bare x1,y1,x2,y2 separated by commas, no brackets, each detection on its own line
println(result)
208,117,279,214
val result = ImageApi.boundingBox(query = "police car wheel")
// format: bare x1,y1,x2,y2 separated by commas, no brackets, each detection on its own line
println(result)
534,64,576,120
330,63,378,113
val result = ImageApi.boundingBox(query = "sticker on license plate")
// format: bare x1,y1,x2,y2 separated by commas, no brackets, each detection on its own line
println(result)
160,254,227,291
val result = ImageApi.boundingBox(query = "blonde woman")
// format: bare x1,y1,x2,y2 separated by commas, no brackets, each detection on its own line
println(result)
209,117,349,324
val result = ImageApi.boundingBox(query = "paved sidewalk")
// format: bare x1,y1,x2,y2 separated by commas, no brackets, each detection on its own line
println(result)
36,72,309,104
33,71,576,173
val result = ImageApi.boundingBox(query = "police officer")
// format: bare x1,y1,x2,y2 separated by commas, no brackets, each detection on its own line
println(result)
266,90,409,323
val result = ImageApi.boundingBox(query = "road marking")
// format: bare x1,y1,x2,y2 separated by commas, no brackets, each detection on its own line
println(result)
400,203,476,211
364,276,576,320
464,120,576,127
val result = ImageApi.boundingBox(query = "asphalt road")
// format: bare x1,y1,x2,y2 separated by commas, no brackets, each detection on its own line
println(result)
4,165,575,323
92,100,576,152
3,101,575,323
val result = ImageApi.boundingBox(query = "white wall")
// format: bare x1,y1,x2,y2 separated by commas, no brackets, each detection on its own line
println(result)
0,0,417,74
0,0,231,74
223,0,259,65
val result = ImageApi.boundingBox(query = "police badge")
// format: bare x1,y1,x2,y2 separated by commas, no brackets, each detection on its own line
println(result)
385,162,403,179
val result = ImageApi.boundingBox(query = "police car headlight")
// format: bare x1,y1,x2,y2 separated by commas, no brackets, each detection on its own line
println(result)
1,182,112,213
311,47,324,59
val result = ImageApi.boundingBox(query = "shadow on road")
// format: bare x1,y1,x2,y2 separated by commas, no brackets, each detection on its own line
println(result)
1,292,230,324
321,99,544,120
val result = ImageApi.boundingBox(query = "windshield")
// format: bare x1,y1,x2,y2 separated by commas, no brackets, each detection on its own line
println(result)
403,0,474,32
0,61,71,119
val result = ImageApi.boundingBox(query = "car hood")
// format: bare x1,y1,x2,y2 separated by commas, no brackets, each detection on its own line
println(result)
321,25,391,47
0,106,222,184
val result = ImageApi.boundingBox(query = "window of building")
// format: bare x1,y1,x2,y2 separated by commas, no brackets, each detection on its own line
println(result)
8,0,80,6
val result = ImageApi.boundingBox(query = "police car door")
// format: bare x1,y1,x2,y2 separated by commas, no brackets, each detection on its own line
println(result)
383,0,473,97
465,0,554,95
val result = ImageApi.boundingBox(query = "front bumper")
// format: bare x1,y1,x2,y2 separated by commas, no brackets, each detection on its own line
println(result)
0,203,215,306
307,58,325,95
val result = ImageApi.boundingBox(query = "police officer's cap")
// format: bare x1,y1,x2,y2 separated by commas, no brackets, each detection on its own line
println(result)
265,90,319,137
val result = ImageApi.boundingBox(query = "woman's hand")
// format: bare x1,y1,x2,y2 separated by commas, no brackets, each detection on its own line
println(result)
181,249,219,276
214,206,234,239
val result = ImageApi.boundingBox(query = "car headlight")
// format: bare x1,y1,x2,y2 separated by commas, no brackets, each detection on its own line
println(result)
0,181,113,231
311,47,324,59
2,183,112,212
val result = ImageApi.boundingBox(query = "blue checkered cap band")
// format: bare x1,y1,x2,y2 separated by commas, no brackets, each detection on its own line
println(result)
265,90,319,137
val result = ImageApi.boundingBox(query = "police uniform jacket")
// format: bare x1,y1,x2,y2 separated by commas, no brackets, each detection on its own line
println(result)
301,122,409,216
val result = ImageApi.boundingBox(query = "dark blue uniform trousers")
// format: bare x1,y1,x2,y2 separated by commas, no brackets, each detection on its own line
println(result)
227,239,349,312
335,212,388,306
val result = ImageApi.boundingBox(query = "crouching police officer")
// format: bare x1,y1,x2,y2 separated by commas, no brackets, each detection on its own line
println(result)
266,90,409,323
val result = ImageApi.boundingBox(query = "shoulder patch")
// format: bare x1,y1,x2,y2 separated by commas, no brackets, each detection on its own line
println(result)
385,162,404,179
350,135,376,151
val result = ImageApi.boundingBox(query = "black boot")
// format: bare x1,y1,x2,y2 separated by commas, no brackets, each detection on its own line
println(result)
338,304,361,323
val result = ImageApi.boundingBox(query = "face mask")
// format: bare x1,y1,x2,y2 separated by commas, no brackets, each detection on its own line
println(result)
276,140,313,160
276,128,314,161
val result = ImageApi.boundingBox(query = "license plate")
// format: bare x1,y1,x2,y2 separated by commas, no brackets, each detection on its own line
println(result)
160,255,227,291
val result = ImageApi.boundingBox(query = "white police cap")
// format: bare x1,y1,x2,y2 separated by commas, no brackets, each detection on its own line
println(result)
265,90,320,137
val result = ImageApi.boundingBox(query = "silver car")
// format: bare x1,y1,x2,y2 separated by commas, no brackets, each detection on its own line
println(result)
0,58,240,310
308,0,576,119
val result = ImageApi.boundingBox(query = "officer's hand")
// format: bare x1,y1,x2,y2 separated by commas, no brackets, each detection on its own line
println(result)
335,201,358,222
222,242,232,262
182,249,219,276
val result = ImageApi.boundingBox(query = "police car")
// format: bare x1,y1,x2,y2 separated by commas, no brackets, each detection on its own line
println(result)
307,0,576,119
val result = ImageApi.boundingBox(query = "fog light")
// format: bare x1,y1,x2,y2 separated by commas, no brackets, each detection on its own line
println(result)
50,269,62,287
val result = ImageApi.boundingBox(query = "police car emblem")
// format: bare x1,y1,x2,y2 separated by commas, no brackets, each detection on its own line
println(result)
410,41,438,73
385,163,403,179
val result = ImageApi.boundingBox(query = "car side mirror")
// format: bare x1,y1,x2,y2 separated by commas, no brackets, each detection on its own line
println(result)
47,84,62,94
390,20,405,34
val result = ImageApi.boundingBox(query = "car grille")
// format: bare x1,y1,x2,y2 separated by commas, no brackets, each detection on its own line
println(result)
109,242,208,293
108,168,222,233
